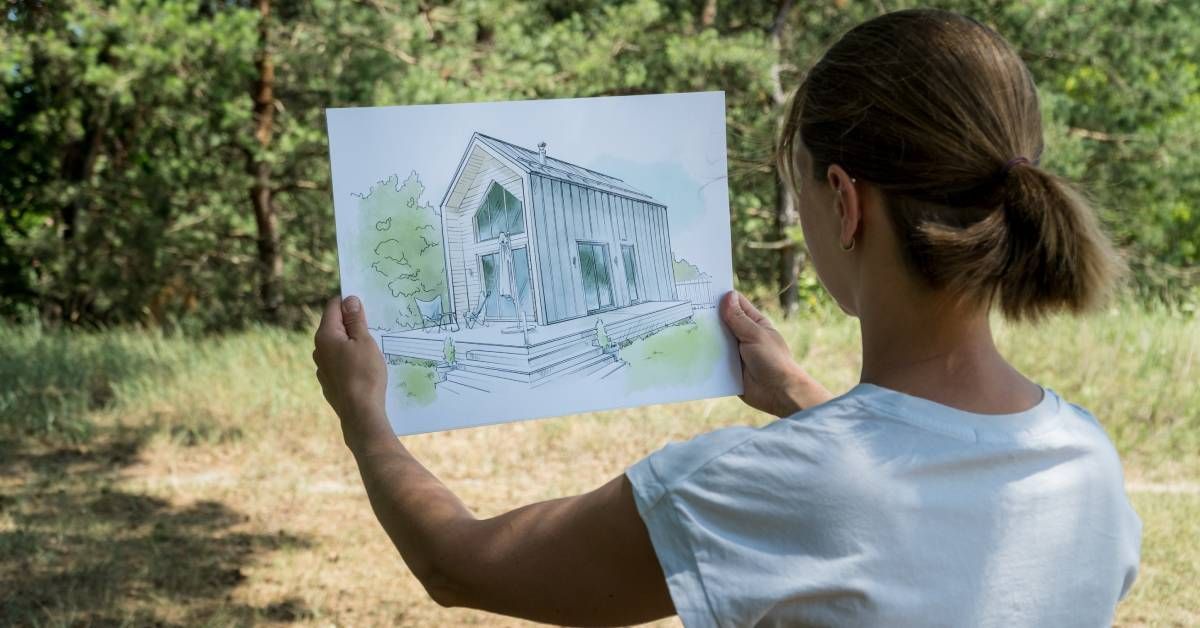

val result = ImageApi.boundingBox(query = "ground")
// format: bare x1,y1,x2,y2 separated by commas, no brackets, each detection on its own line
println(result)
1,304,1196,626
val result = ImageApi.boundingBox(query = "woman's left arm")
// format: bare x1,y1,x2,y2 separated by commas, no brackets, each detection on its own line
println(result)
314,297,675,626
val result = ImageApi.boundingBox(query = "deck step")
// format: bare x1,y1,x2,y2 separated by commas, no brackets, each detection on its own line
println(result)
382,301,694,387
443,369,495,390
592,360,628,380
461,344,607,383
438,379,482,395
531,352,617,388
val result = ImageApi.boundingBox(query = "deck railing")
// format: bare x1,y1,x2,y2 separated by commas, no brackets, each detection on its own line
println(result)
675,277,714,308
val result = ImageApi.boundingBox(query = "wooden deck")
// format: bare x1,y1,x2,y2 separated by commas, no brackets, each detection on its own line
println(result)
380,300,693,389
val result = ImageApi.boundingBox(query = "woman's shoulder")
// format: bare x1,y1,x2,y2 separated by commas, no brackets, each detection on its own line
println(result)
628,384,1124,502
626,393,877,498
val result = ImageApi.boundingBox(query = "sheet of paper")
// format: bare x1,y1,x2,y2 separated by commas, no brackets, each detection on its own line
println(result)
326,91,742,435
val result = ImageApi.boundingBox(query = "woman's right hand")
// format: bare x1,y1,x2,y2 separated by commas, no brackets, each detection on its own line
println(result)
719,291,834,417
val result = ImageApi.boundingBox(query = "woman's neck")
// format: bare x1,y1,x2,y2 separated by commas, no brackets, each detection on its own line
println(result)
856,290,1042,415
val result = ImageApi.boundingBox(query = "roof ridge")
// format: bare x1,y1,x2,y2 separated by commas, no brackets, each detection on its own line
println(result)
473,132,628,183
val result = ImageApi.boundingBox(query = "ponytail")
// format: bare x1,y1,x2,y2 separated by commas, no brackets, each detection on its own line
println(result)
908,162,1124,321
779,9,1125,321
995,164,1123,319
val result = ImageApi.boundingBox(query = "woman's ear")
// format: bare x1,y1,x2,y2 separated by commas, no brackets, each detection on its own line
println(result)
826,164,861,249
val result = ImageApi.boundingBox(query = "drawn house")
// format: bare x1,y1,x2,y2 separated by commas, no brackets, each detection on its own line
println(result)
382,133,694,391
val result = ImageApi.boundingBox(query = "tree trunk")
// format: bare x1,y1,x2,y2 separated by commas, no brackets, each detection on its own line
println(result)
249,0,283,322
770,0,799,317
700,0,717,27
58,99,107,322
774,183,801,317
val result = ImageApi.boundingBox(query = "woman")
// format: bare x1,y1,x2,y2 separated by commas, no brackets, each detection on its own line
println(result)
313,9,1141,626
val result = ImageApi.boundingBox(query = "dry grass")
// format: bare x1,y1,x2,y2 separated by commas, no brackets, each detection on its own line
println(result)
1,303,1196,626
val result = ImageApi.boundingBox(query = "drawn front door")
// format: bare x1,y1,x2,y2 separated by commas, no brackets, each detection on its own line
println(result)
577,242,614,314
621,244,639,304
479,247,535,320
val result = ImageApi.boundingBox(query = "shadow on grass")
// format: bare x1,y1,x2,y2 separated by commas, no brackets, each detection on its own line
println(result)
0,429,314,626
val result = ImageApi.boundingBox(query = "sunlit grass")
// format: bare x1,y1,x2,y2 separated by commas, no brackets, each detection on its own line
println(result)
1,301,1196,625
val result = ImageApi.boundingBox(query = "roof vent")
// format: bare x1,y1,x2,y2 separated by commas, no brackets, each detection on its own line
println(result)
537,141,547,165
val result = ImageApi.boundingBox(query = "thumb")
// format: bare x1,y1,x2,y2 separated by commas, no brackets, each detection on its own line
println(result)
341,296,371,340
720,291,763,342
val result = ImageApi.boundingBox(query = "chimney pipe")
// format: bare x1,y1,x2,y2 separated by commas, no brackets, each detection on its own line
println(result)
537,141,547,165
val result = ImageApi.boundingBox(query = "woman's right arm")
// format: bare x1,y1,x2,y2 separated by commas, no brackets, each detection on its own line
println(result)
719,291,834,416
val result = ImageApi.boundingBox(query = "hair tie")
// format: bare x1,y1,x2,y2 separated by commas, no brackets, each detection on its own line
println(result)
1002,156,1031,176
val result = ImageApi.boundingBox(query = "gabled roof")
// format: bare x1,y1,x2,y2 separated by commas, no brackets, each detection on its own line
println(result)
472,133,661,205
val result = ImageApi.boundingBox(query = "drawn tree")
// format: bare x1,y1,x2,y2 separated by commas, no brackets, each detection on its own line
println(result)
672,256,707,282
355,171,447,329
594,318,610,350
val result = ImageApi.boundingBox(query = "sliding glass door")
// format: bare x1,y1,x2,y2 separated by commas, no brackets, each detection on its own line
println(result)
578,241,614,314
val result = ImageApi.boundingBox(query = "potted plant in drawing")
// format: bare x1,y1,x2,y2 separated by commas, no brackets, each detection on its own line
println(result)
595,319,617,355
436,336,457,382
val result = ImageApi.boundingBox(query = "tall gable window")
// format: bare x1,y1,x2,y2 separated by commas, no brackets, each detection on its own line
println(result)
475,181,525,241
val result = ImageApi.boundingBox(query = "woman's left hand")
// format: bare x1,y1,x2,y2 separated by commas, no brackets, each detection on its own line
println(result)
313,295,391,452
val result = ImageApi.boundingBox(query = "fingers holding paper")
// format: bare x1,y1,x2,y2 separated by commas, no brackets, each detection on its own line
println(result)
720,291,833,417
314,295,392,451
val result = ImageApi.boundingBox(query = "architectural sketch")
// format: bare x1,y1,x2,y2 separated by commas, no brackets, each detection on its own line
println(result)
376,133,709,395
328,92,741,434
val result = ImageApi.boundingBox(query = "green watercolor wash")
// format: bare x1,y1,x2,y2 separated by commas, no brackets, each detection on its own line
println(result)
620,316,723,390
388,357,437,406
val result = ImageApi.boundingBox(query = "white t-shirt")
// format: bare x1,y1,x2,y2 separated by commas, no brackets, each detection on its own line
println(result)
626,383,1142,627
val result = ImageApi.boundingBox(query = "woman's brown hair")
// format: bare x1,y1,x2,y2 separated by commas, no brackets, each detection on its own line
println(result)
778,9,1123,320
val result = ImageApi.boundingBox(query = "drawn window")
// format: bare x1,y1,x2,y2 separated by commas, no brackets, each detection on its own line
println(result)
475,181,525,242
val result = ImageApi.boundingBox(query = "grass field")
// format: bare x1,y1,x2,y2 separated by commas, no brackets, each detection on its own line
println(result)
1,303,1197,626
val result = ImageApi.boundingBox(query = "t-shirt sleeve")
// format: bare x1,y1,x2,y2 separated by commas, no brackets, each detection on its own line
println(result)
624,415,879,628
624,425,763,627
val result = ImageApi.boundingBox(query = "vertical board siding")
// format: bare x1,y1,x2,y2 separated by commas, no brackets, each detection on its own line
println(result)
524,174,675,325
550,178,573,320
544,175,560,321
660,206,677,299
652,204,672,297
646,205,659,299
552,179,572,318
634,200,659,300
627,197,647,300
518,176,543,324
564,181,589,315
531,176,552,321
658,206,673,298
445,211,469,314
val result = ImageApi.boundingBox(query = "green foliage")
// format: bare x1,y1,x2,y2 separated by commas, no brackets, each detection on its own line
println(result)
443,336,456,365
391,360,437,407
672,257,705,282
594,318,610,350
1,0,1197,328
355,172,446,330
